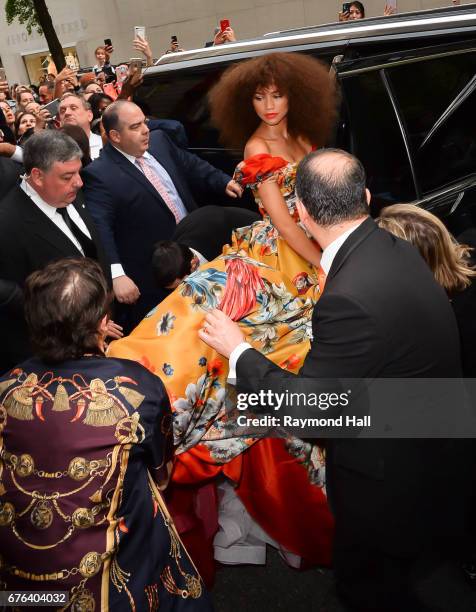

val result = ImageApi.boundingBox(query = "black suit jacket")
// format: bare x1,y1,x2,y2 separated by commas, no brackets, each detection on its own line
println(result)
0,158,22,200
237,218,465,554
0,185,109,372
82,130,231,324
173,206,260,261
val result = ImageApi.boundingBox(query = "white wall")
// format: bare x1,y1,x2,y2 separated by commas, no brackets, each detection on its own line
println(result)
0,0,465,84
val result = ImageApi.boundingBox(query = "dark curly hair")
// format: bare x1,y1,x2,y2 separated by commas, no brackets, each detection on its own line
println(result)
209,52,337,150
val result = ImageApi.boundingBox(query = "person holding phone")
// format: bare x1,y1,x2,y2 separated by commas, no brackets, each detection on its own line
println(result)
339,1,396,21
213,19,237,45
133,34,154,66
339,1,365,20
165,35,185,54
93,44,116,83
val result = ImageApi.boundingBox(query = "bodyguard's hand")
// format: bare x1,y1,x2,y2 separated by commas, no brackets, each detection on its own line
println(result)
0,143,16,158
198,308,245,358
225,179,243,198
113,275,140,304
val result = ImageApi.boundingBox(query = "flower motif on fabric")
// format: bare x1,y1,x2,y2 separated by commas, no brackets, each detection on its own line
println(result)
293,272,313,295
198,357,207,367
162,363,174,377
156,312,176,336
207,359,224,377
180,268,226,312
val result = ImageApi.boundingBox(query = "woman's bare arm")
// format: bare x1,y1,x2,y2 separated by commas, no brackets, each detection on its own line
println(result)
245,138,322,267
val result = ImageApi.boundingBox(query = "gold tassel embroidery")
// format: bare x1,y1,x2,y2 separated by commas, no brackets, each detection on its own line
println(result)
3,373,37,421
83,379,124,427
89,488,103,503
52,384,70,412
0,378,16,396
116,385,145,410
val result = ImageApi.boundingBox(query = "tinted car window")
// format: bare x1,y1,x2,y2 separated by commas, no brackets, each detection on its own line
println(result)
389,51,476,194
340,71,416,212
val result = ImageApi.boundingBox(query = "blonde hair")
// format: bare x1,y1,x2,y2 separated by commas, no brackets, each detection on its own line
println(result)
377,204,476,294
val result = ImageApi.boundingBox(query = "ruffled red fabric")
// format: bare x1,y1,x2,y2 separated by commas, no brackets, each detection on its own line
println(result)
237,154,289,186
168,439,334,588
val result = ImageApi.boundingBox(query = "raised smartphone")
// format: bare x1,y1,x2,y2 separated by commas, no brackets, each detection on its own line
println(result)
134,26,146,40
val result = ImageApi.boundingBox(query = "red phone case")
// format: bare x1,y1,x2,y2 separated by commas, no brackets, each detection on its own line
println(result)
220,19,230,32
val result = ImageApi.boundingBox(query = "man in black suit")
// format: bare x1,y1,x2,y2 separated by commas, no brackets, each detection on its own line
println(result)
82,100,242,332
0,130,111,373
0,157,22,199
199,150,472,610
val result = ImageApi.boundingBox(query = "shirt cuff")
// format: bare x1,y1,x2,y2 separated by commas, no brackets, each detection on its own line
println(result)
11,146,24,163
111,263,126,279
227,342,252,385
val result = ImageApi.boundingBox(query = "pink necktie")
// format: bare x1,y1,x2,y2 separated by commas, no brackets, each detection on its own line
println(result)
135,156,181,223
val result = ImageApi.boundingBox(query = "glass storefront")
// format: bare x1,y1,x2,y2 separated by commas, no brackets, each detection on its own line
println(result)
21,46,79,84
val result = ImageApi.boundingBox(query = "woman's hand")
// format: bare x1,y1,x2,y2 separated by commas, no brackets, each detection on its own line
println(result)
383,4,397,15
133,35,153,67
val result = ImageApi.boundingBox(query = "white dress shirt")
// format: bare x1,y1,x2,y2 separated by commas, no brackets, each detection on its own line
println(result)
89,131,103,160
227,220,366,382
20,179,91,254
12,131,103,164
110,146,188,280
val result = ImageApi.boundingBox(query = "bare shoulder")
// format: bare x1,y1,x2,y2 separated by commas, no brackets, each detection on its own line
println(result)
244,136,271,158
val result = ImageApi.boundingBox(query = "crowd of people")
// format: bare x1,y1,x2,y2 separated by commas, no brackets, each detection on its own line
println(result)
0,18,475,612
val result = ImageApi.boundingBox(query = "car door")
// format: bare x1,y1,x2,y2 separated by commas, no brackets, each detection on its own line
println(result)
335,41,476,218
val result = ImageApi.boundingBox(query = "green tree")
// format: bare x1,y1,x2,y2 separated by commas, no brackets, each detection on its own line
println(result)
5,0,66,72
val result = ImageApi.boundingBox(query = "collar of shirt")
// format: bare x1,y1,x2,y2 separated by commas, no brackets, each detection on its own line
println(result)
320,220,366,275
89,132,103,159
112,145,152,166
20,178,64,221
190,247,208,266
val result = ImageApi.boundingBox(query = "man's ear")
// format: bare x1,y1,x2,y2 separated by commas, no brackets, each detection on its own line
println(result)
365,188,371,206
98,314,108,336
108,129,120,145
29,167,43,188
296,198,309,224
87,109,93,124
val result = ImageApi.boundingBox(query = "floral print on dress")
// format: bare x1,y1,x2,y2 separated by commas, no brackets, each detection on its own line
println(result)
156,312,176,336
226,154,319,296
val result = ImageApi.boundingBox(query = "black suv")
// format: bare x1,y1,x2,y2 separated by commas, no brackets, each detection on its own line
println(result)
136,5,476,226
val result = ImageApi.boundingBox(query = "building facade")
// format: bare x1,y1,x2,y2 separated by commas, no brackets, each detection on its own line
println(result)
0,0,460,84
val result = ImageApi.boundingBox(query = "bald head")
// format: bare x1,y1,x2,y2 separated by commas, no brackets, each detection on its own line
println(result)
102,101,150,157
296,148,369,227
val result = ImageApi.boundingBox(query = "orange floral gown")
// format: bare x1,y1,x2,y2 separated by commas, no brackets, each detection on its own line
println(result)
107,155,332,583
226,153,320,297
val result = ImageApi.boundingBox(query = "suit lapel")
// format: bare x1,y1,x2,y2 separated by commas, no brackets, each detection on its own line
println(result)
17,188,83,257
104,143,170,209
327,217,377,282
72,190,95,237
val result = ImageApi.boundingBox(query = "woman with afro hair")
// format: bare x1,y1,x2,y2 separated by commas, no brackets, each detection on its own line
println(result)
209,51,337,296
109,53,338,581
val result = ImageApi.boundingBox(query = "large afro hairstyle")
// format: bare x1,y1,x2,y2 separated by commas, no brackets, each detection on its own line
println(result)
209,52,338,150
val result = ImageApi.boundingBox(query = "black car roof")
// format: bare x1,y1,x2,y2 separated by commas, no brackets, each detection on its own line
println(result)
146,3,476,74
